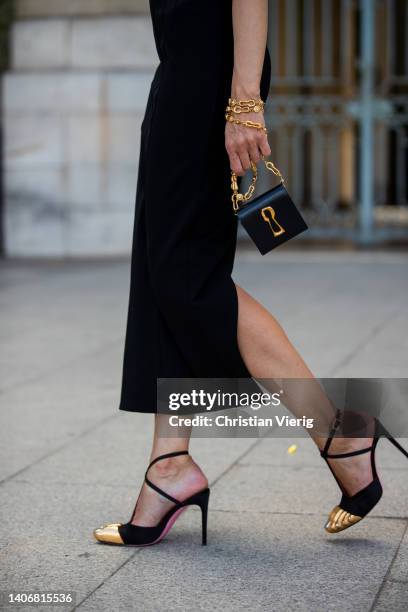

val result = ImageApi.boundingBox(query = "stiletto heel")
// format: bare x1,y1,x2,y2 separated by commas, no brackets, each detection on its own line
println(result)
94,451,210,546
321,411,408,534
378,424,408,459
197,488,210,545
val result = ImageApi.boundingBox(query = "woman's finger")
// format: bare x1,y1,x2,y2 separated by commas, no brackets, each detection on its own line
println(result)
229,151,244,176
237,145,252,172
248,138,262,164
259,135,272,157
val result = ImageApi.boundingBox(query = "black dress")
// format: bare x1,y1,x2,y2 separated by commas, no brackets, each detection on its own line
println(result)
119,0,271,413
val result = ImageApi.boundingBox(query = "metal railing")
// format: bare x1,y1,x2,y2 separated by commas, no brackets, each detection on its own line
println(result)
265,0,408,243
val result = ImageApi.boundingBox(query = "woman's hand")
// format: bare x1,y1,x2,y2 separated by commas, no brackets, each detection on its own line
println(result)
225,110,271,176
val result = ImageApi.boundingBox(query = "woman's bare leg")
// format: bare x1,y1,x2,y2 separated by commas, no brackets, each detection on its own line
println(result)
236,284,374,496
130,415,208,527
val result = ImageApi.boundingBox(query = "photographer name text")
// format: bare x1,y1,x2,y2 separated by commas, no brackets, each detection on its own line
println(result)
167,415,314,429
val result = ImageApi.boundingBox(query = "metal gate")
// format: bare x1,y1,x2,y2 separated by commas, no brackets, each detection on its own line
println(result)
264,0,408,243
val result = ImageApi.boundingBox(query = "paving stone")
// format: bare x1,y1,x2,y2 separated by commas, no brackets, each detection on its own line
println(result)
241,437,408,470
0,346,124,481
211,463,408,519
0,480,137,608
1,256,408,611
76,511,405,612
372,580,408,612
388,526,408,583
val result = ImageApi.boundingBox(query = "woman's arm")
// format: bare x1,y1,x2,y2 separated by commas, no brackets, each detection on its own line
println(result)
226,0,271,176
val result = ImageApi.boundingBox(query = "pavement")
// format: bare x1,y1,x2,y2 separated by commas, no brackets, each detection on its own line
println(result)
0,247,407,612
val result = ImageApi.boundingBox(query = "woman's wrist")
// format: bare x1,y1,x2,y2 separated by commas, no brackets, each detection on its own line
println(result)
231,77,261,101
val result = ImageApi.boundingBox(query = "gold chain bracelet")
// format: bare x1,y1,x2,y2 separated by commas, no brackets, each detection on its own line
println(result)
227,98,264,114
225,112,267,132
225,96,266,131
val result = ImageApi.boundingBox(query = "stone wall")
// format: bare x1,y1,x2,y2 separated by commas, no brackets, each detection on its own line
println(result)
15,0,149,18
3,1,158,257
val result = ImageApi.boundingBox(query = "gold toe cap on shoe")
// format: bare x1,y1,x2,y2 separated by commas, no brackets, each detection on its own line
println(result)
94,523,124,544
325,506,362,533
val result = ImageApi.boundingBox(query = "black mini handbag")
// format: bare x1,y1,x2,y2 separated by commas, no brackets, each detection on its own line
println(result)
231,159,308,255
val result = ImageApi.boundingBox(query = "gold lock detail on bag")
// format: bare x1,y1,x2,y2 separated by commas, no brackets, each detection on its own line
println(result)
261,206,285,237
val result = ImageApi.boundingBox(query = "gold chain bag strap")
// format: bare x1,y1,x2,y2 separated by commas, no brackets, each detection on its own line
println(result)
230,157,308,255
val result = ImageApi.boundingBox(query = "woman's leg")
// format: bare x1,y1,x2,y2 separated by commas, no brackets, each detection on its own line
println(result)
236,284,374,496
130,283,373,528
130,415,208,527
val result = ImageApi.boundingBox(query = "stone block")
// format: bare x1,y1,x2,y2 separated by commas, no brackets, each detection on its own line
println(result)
5,168,65,209
66,210,133,256
66,164,104,210
16,0,150,18
4,113,64,169
105,72,153,112
71,16,158,69
4,72,102,112
105,164,138,210
11,19,70,70
4,199,66,257
67,115,102,164
106,114,142,164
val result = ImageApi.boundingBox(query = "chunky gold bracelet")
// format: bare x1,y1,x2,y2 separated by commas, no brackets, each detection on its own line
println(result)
227,98,264,114
225,112,267,132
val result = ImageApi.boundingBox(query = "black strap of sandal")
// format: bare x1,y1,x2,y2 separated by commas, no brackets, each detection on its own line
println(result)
320,409,374,459
320,409,342,458
144,450,189,505
323,446,374,459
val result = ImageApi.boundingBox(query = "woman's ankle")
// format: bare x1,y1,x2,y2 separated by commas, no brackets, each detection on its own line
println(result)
148,454,192,478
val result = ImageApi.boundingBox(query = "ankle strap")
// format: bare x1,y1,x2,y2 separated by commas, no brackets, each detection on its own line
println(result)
147,450,189,471
321,446,373,459
320,410,375,459
144,451,189,506
321,409,342,458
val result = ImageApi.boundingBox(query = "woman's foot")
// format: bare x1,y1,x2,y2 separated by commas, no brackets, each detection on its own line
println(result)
94,451,210,546
323,436,375,496
130,454,208,527
319,414,381,533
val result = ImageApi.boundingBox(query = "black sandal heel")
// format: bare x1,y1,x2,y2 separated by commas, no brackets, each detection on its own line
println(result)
94,450,210,546
321,411,408,533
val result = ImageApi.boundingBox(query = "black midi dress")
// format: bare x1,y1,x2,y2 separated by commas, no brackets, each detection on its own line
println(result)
119,0,271,413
